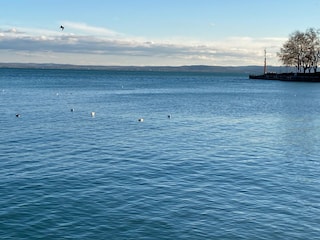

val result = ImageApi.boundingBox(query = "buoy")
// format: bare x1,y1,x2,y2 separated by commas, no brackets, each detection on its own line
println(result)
138,118,144,122
91,112,95,117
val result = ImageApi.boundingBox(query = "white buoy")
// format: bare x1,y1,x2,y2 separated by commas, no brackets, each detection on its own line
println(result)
138,118,144,122
91,112,96,117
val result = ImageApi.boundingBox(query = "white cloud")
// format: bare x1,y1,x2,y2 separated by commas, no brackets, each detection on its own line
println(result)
62,21,121,37
8,28,17,33
0,23,286,66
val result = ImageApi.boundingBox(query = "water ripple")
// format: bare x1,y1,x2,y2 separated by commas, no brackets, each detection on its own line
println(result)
1,70,320,239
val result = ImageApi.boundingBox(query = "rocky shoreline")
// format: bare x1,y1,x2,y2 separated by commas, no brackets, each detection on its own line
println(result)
249,72,320,82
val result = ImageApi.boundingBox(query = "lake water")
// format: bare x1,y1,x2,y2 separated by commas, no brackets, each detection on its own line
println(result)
1,68,320,239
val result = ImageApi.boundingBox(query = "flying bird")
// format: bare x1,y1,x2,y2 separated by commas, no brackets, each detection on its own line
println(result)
60,25,64,31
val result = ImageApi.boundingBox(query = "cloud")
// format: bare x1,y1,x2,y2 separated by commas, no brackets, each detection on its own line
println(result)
1,28,25,35
61,21,121,37
0,23,285,66
5,28,18,33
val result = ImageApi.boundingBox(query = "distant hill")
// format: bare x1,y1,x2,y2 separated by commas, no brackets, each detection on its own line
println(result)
0,63,290,74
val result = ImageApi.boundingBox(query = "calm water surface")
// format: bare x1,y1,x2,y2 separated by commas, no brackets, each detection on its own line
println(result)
0,68,320,239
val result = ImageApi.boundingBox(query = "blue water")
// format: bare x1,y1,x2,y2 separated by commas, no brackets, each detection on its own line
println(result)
1,68,320,239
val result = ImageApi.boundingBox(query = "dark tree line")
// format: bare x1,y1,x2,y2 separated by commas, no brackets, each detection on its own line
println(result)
278,28,320,73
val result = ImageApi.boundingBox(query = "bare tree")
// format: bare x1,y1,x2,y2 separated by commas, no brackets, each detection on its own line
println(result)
305,28,320,72
278,28,320,73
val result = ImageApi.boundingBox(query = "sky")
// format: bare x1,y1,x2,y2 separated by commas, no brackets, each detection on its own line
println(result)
1,0,320,66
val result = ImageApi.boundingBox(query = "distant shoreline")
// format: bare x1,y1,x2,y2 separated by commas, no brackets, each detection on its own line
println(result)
0,62,286,74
